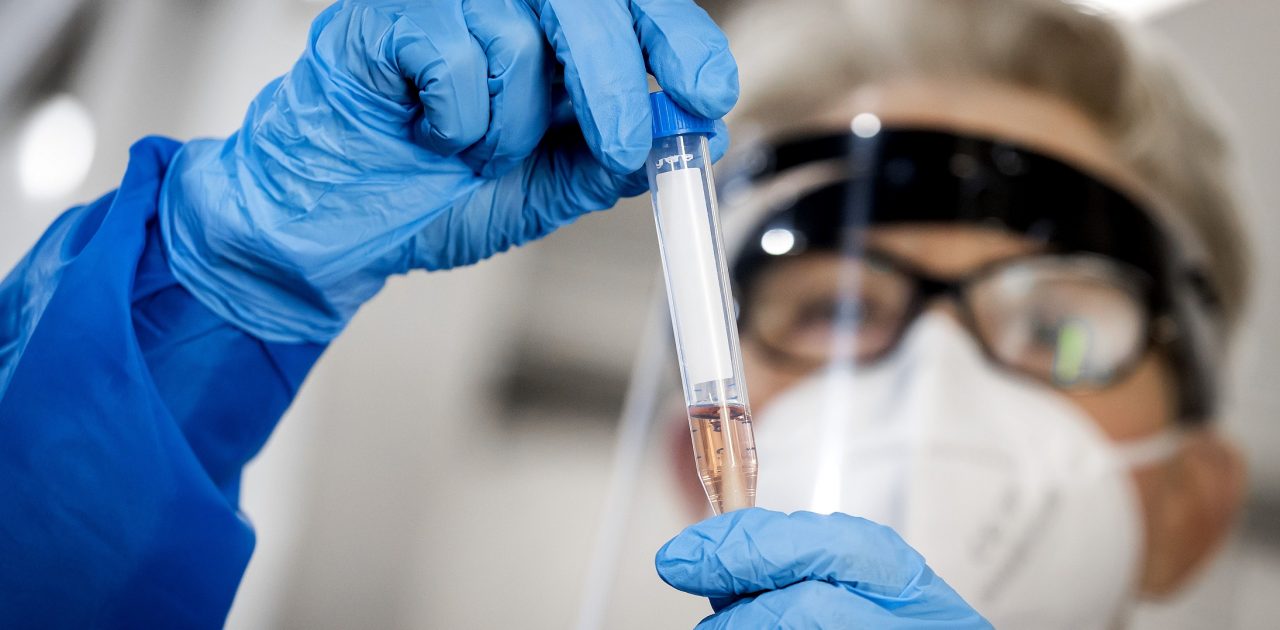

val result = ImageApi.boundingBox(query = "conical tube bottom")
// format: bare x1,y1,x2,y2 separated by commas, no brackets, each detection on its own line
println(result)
687,402,758,514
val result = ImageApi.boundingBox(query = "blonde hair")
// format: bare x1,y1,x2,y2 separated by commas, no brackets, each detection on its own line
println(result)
724,0,1251,330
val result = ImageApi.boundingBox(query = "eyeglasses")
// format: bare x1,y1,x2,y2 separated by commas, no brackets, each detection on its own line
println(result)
741,252,1161,389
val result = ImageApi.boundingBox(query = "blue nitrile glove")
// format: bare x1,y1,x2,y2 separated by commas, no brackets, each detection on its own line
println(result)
161,0,737,343
656,509,992,629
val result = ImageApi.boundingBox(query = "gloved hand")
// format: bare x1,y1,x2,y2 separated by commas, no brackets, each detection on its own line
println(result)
160,0,737,343
656,509,992,629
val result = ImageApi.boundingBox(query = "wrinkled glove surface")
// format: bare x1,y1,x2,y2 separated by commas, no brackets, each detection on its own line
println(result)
162,0,736,342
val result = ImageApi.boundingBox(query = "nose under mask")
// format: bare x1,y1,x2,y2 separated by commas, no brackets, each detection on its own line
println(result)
754,314,1180,630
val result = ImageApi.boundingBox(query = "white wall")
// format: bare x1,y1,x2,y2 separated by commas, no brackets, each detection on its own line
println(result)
1153,0,1280,504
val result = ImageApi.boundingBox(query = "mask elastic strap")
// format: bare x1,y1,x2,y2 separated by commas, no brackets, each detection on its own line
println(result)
1114,429,1186,469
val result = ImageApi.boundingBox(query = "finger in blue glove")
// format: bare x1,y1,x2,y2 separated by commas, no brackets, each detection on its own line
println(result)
523,0,738,173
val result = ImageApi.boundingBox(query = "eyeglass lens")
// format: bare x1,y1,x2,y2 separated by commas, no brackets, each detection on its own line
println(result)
745,253,1149,388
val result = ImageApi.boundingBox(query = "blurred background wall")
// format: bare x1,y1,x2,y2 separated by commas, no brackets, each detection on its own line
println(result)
0,0,1275,627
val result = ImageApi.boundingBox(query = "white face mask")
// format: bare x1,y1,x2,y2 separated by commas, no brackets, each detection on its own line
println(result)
754,314,1182,630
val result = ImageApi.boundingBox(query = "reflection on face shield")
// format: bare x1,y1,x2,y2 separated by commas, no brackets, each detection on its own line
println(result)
753,314,1183,629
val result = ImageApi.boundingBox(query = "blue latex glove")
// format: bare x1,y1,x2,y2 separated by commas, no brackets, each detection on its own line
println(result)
656,509,992,629
161,0,737,343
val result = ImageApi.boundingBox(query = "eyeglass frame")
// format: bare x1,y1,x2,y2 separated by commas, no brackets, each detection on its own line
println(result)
739,247,1175,392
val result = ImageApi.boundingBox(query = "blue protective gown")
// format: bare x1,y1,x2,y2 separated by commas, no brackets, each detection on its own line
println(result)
0,137,325,627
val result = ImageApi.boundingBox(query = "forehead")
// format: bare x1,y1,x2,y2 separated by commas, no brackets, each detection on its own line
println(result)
867,224,1046,276
751,224,1048,289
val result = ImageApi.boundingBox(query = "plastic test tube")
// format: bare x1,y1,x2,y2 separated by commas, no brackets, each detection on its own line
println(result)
645,91,757,515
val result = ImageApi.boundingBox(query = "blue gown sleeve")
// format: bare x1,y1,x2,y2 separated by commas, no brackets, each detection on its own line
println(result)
0,137,326,628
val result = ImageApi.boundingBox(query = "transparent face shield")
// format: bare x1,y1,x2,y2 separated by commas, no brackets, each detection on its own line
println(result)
728,129,1221,414
575,127,1224,629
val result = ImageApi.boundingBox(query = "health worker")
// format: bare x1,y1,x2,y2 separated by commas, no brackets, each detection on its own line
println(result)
0,0,983,627
0,1,1249,630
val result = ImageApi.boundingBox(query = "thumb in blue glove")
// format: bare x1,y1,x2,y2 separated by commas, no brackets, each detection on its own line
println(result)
656,508,992,629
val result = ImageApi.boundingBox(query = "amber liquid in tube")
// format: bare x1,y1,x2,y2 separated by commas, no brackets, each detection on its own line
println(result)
688,401,757,514
647,92,757,516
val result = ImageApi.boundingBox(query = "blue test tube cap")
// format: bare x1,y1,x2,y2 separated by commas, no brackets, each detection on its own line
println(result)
650,91,716,139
